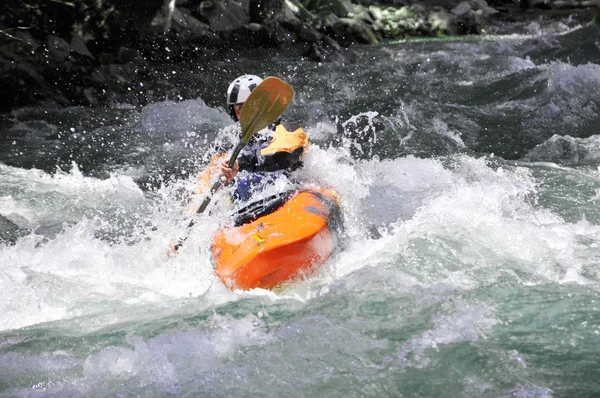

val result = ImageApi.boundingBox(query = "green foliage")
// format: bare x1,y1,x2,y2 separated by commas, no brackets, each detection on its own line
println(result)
0,0,162,48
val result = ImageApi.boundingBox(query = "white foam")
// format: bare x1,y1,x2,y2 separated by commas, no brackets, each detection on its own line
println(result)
2,142,600,336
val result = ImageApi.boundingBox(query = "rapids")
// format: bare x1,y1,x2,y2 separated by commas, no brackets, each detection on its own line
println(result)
1,24,600,396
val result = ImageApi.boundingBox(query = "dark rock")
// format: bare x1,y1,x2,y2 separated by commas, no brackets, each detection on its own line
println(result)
317,11,341,31
522,134,600,164
282,0,316,22
70,36,95,59
227,23,272,46
83,87,104,106
47,36,70,63
296,22,325,42
198,0,250,31
305,35,345,62
0,214,27,246
116,47,143,64
429,9,459,35
270,23,300,45
355,20,380,44
15,63,47,89
171,6,212,39
452,1,473,16
97,53,116,64
250,0,287,23
246,22,264,32
339,18,379,44
328,0,356,17
303,0,354,17
350,5,376,24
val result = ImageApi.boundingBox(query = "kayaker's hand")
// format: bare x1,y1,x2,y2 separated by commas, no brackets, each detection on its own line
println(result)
166,239,180,258
219,159,239,183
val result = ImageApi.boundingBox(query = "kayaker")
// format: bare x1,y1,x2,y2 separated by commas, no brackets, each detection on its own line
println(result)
218,74,309,204
167,75,309,257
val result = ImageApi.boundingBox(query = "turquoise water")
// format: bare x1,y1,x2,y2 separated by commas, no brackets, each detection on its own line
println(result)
1,25,600,397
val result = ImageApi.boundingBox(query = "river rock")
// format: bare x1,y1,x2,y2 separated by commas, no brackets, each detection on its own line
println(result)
429,9,459,35
171,6,212,37
472,0,499,15
70,36,95,59
339,18,379,44
271,23,300,45
0,214,27,245
282,0,317,22
198,0,249,31
116,47,144,63
523,134,600,164
279,0,302,24
330,0,356,17
452,1,473,16
529,0,553,8
349,5,375,24
305,36,344,62
47,36,70,63
251,0,286,22
296,22,324,42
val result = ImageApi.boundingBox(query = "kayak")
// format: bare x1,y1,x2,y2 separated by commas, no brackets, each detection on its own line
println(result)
211,187,342,290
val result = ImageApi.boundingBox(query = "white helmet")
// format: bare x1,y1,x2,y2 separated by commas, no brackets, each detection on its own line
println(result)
226,74,263,121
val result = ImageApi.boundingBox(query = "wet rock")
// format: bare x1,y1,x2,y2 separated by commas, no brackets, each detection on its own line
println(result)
83,87,100,106
227,23,272,46
296,22,324,42
170,6,212,39
70,36,95,59
47,36,70,63
522,134,600,165
246,22,264,32
250,0,285,22
1,61,68,111
335,18,379,44
345,18,379,44
281,0,316,22
349,5,375,25
305,36,345,62
0,214,28,245
429,9,459,35
116,47,143,64
306,0,354,17
15,63,47,89
473,0,499,15
198,0,250,31
452,1,473,16
271,23,300,45
450,0,496,34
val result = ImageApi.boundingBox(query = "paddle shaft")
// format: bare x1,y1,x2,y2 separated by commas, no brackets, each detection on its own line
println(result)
193,142,245,215
174,141,245,249
171,76,294,252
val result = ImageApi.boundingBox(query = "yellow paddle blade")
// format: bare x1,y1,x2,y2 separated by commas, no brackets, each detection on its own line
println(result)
239,76,294,144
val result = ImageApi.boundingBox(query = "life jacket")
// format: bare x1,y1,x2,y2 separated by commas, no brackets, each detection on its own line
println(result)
261,124,309,158
234,123,308,202
190,123,308,211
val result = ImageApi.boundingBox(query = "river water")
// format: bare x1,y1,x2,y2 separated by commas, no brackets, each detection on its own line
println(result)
1,23,600,397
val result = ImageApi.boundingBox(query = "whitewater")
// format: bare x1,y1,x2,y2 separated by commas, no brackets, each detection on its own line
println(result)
1,24,600,397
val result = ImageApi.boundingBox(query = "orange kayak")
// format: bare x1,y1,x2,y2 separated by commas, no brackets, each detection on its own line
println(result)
212,187,342,290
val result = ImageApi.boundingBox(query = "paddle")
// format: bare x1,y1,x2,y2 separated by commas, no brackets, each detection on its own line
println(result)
171,76,294,252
